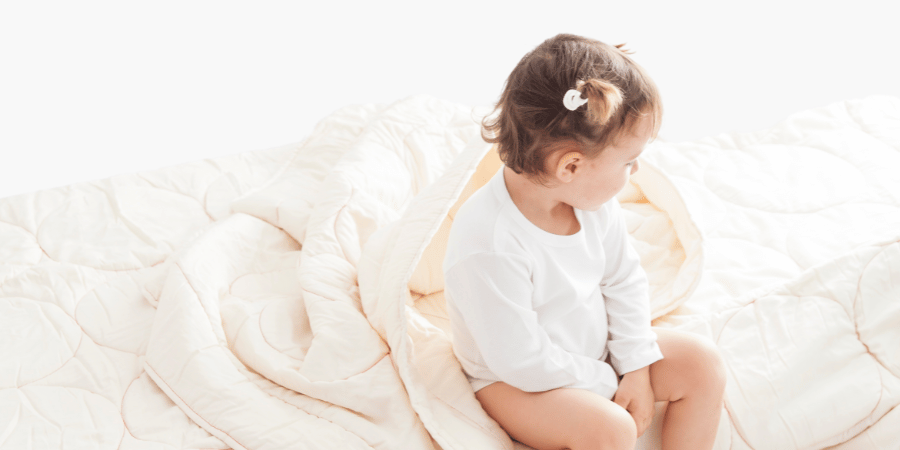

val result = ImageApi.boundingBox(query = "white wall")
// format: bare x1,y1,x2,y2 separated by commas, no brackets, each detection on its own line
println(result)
2,0,898,199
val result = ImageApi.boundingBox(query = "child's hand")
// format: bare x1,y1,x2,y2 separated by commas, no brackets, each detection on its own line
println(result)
612,366,654,437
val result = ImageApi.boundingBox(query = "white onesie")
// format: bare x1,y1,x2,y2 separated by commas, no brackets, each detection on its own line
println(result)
443,167,663,400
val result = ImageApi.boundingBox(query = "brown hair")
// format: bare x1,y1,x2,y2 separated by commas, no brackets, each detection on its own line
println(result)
482,34,662,183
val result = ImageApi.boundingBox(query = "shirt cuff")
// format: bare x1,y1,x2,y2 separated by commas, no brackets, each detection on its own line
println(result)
611,342,664,375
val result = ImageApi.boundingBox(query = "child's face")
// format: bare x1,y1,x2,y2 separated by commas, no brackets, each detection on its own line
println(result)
560,122,651,211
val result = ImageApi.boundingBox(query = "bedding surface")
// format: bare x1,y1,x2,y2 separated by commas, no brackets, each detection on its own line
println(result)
1,95,897,450
645,96,900,449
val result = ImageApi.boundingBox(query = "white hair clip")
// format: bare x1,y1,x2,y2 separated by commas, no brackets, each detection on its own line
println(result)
563,89,588,111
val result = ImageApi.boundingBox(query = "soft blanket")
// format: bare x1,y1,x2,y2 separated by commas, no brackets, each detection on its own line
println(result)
1,95,898,450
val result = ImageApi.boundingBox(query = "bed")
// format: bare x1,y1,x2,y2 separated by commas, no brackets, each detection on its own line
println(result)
1,94,898,449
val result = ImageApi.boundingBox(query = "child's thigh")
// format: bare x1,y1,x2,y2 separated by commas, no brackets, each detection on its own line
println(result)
475,382,634,450
650,327,726,402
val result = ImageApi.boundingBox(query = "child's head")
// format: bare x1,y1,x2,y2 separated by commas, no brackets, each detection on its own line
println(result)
483,34,662,185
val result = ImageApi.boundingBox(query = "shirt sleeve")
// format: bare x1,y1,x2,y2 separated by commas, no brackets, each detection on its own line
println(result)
445,252,619,399
600,198,664,375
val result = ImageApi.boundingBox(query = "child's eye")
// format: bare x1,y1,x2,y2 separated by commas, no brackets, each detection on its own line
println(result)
626,161,635,166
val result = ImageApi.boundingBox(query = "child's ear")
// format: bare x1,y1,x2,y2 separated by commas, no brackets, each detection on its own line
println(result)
555,151,582,183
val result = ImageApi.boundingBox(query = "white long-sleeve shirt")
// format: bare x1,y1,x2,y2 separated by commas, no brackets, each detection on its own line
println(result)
444,167,662,400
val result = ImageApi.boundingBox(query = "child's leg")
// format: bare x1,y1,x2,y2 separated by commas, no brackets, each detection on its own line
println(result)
650,328,727,450
475,382,636,450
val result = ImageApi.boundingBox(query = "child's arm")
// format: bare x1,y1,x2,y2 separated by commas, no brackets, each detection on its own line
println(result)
446,252,619,399
599,198,662,374
600,199,663,432
613,365,655,435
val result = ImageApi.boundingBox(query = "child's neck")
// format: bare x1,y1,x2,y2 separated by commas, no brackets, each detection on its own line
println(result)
503,166,580,236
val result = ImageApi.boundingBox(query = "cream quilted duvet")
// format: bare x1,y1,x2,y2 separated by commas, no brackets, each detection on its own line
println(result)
1,95,898,450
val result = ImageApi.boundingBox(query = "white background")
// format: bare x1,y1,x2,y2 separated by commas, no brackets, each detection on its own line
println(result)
2,0,898,199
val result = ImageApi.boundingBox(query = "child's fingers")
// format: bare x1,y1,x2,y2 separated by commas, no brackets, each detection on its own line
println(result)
627,403,652,436
634,414,651,437
613,394,648,437
626,407,650,437
614,391,655,437
612,393,630,412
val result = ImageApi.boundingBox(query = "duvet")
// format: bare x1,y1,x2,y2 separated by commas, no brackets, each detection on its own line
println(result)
1,95,898,450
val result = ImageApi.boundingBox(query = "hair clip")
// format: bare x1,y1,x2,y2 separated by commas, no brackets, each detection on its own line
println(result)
563,89,588,111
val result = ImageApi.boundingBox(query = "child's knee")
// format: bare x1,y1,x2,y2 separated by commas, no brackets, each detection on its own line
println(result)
573,403,636,450
607,408,638,449
690,335,727,396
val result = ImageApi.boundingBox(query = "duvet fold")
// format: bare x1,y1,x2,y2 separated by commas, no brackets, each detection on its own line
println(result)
1,95,898,450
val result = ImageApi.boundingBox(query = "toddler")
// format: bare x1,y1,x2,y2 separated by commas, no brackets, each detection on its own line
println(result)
444,34,726,450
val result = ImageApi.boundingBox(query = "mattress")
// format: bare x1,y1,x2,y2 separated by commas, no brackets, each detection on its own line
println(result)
1,94,898,449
